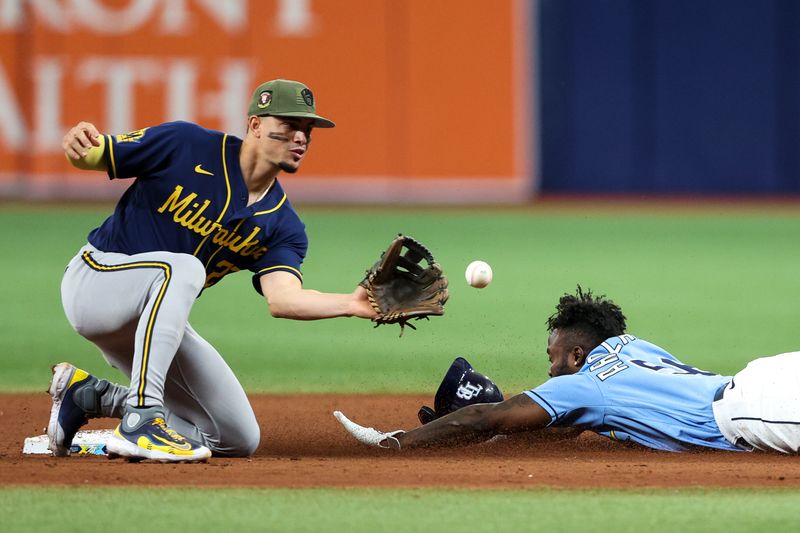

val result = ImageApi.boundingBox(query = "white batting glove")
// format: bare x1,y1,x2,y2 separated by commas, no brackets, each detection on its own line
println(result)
333,411,405,449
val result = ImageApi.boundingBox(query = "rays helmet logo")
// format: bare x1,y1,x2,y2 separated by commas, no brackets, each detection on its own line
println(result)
257,91,272,109
301,88,314,107
455,381,484,401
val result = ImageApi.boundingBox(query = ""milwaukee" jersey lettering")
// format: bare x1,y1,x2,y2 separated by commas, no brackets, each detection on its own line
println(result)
157,185,268,259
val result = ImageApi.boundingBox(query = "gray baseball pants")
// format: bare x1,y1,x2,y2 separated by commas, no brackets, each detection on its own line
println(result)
61,244,260,456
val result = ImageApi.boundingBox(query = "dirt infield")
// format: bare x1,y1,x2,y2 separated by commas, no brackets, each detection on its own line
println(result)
2,393,800,489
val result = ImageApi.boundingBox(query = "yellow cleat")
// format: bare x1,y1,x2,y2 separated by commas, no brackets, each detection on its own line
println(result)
106,411,211,463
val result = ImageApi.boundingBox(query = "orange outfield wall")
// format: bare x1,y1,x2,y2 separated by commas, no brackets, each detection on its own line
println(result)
0,0,534,202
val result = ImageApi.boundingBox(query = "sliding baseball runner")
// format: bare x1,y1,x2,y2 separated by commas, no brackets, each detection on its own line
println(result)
336,287,800,455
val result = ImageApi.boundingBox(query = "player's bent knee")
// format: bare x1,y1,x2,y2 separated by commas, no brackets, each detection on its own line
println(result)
215,421,261,457
169,254,207,296
239,431,261,457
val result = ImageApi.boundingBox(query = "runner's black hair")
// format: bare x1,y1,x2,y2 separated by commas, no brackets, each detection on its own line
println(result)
546,286,627,350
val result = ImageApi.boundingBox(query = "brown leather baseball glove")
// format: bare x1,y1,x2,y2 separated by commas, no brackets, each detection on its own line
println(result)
360,235,449,334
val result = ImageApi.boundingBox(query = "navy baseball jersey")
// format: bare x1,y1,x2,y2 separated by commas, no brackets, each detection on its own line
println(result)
525,335,740,452
87,121,307,292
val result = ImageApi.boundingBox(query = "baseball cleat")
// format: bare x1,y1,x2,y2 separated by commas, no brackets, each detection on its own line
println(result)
106,412,211,463
47,362,96,456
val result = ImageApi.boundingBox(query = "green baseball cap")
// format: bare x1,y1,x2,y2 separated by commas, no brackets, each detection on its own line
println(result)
247,79,335,128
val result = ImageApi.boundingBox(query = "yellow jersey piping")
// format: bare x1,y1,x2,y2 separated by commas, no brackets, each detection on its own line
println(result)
257,264,303,280
253,193,287,216
192,134,232,256
204,218,247,269
107,134,118,179
80,251,171,407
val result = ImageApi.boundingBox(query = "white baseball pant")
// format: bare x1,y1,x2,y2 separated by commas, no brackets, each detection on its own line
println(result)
713,351,800,453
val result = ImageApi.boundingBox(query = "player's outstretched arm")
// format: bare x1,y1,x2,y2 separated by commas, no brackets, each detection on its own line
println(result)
260,271,378,320
397,394,552,449
335,394,553,450
62,121,108,171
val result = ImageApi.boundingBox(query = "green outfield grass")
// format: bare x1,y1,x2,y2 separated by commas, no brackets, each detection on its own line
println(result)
1,205,799,392
2,487,800,532
3,204,799,529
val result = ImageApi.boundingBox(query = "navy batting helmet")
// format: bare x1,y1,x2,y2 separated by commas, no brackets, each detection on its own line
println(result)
418,357,504,424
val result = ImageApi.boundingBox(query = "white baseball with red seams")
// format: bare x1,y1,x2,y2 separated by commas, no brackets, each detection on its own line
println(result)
465,260,492,288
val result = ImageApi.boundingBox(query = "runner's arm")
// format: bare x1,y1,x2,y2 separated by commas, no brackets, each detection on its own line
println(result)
397,394,553,449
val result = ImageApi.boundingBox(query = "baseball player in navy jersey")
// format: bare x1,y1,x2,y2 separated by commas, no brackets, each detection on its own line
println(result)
48,79,378,462
336,287,800,454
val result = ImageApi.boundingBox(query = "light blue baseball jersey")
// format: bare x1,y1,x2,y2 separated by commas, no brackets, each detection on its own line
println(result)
524,334,740,452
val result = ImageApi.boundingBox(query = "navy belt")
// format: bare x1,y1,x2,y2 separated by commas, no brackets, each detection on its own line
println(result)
712,380,752,450
713,381,730,402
